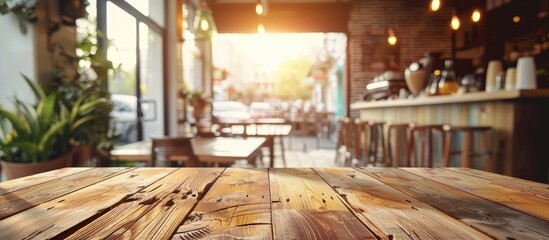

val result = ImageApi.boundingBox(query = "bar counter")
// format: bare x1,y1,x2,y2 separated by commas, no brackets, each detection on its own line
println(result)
351,89,549,183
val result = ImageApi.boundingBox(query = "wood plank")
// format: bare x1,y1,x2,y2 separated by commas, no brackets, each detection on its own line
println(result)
63,168,224,240
269,168,377,239
0,167,130,220
403,168,549,221
173,168,271,239
315,168,490,239
0,168,173,239
118,168,225,240
361,167,549,239
0,168,91,196
448,168,549,199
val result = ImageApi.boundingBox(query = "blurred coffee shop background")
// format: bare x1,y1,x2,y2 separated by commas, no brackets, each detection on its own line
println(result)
1,0,548,182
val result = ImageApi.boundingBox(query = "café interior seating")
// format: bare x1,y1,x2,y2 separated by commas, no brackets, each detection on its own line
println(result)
406,124,445,167
385,123,411,167
151,137,198,167
442,125,494,171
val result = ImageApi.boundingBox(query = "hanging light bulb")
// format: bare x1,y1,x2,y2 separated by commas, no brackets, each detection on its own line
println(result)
471,9,481,23
257,22,266,34
430,0,441,11
451,14,460,30
387,28,397,45
193,1,217,40
256,0,264,16
200,18,210,31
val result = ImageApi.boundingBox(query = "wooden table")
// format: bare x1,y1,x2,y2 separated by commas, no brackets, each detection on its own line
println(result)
1,167,547,239
111,137,266,165
220,120,293,167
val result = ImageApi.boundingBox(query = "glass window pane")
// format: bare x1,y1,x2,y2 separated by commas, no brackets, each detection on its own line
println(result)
126,0,164,27
139,22,164,139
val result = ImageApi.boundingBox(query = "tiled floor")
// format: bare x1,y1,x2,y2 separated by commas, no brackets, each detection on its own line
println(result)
255,135,339,168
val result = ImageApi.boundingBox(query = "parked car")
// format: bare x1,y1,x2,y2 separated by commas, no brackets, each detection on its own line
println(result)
249,102,274,119
212,101,250,122
110,94,138,143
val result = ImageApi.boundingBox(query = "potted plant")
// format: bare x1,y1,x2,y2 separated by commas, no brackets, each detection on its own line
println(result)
0,77,69,179
0,76,108,179
179,89,212,123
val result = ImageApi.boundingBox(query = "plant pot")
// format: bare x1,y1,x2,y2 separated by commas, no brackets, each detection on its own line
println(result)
1,153,72,180
72,145,93,166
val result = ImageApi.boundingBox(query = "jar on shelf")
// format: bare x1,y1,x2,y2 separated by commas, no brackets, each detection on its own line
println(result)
437,60,460,95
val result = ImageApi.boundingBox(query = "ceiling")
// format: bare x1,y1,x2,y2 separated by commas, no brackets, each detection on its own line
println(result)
208,0,352,33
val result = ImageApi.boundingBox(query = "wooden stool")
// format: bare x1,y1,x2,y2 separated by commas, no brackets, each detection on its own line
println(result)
385,123,411,167
368,121,386,166
335,118,352,165
407,124,444,167
442,125,494,172
352,119,370,167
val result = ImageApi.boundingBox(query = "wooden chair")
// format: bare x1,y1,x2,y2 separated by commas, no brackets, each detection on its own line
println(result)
385,123,411,167
151,137,199,167
352,119,370,167
335,117,352,165
368,121,386,166
407,124,444,167
442,125,494,171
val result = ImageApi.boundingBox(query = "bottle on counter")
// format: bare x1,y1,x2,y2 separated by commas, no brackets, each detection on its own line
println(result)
438,59,460,95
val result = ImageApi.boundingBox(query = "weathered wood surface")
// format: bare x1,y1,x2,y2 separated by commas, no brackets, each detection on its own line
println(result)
0,167,548,240
270,168,377,239
315,168,489,239
361,167,549,240
0,167,91,196
404,168,549,221
173,168,271,239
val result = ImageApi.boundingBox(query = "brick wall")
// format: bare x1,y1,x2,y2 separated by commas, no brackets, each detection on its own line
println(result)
348,0,452,116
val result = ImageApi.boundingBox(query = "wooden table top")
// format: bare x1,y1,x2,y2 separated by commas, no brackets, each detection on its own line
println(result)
0,167,548,239
111,137,266,163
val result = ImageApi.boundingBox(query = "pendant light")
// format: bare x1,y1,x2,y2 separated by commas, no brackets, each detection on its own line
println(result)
256,0,264,16
387,28,397,45
430,0,441,11
471,9,481,23
257,22,266,34
193,1,217,40
450,10,460,30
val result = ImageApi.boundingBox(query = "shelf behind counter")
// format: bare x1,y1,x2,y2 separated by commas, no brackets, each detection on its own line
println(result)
351,89,549,183
351,89,549,110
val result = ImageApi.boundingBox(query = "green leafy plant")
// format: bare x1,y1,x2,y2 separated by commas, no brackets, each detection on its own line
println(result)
0,0,39,34
0,77,66,163
0,75,109,163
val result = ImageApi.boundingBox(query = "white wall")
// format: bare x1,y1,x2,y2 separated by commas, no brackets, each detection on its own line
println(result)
0,14,36,109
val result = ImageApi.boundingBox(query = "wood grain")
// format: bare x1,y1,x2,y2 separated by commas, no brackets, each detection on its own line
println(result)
0,167,91,196
173,168,272,239
316,168,490,239
361,167,549,239
0,167,131,220
63,168,224,240
447,168,549,199
0,168,172,239
269,168,377,239
403,168,549,221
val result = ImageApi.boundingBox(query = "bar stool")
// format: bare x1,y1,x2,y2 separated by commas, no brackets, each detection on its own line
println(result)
368,121,386,166
352,119,370,167
442,125,494,172
335,118,352,165
407,124,444,167
385,123,411,167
